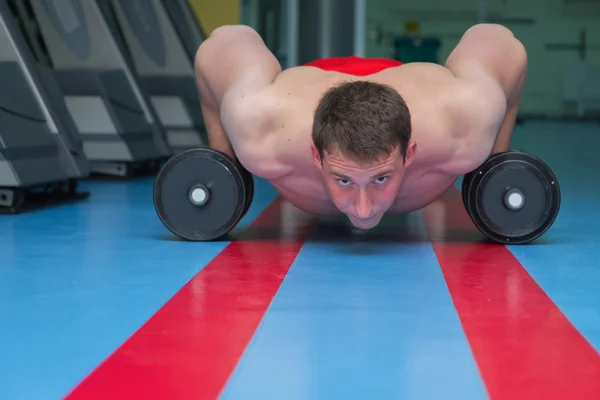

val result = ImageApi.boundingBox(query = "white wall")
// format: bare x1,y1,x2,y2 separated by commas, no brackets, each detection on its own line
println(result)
366,0,600,116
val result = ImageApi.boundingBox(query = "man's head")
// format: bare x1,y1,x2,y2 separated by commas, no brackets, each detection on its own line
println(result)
311,80,416,229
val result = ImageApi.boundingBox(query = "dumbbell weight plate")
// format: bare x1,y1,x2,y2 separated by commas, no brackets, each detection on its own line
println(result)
153,148,247,241
464,150,561,244
461,170,475,209
462,148,515,210
241,168,254,219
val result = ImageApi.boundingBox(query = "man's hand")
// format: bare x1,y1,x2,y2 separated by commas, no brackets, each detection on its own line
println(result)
446,24,527,155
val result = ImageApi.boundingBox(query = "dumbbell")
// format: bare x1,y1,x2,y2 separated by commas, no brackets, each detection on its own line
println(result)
153,148,254,241
461,149,561,244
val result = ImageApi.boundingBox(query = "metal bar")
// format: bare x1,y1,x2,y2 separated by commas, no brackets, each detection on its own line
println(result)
544,44,600,49
353,0,366,57
285,0,298,67
487,17,537,24
544,29,600,61
390,8,536,24
320,0,331,58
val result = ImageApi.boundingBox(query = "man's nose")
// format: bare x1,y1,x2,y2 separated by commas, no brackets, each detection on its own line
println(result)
354,189,373,218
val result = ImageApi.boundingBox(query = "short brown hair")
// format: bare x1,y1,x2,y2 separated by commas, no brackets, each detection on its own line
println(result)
312,80,411,164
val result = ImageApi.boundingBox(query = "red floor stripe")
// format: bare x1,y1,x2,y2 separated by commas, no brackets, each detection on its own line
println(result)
422,188,600,400
66,198,313,400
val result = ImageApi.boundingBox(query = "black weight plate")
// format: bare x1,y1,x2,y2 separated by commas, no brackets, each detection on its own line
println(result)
466,150,561,244
244,170,254,218
462,149,520,209
153,148,247,241
462,170,475,209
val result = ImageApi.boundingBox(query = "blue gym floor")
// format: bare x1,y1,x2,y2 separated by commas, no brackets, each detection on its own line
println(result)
1,120,599,400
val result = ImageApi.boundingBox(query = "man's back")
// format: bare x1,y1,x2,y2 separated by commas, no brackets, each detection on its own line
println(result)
220,59,502,214
193,24,524,220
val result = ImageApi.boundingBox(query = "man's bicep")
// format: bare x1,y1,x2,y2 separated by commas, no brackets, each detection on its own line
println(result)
194,25,281,105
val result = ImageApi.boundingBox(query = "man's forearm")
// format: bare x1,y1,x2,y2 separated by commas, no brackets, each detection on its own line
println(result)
444,24,527,155
491,61,526,154
193,25,280,161
194,55,236,159
201,101,235,159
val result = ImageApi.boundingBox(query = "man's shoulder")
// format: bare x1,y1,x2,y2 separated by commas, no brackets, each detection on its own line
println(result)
440,79,506,173
223,65,330,118
225,65,335,149
403,72,506,176
220,75,316,180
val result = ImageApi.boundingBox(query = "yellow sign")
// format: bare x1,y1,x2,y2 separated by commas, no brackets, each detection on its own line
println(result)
405,20,420,34
188,0,240,34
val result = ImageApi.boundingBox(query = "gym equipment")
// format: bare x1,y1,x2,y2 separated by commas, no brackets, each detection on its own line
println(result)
298,0,355,65
160,0,206,62
242,168,254,219
106,0,207,152
394,36,442,64
11,0,171,177
462,150,561,244
0,0,90,212
154,148,254,241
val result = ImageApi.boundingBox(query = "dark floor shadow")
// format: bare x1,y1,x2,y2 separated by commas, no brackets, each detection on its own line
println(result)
507,235,567,246
157,232,239,242
154,210,565,248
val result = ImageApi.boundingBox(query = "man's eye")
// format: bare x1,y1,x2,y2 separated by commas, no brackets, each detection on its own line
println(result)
338,179,351,186
375,176,388,184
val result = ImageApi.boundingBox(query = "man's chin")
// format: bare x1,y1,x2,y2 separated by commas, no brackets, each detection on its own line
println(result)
348,215,382,230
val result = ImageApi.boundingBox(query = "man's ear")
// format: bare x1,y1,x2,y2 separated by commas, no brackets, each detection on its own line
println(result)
404,140,417,167
311,143,322,169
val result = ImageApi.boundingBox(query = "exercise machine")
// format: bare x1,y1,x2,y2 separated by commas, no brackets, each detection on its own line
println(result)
11,0,171,177
0,0,89,212
160,0,206,63
106,0,207,151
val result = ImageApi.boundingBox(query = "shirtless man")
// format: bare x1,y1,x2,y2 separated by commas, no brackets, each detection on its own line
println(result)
193,23,527,230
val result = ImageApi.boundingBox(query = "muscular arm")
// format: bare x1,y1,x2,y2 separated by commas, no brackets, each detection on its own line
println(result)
193,25,281,162
446,24,527,157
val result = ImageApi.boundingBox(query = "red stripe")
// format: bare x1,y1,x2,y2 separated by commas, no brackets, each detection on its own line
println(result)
422,187,600,399
66,198,313,400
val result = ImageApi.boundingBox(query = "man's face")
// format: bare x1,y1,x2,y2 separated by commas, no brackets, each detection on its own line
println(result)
312,144,416,229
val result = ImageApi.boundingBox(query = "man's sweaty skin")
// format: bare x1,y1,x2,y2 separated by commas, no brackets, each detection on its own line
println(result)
193,23,527,229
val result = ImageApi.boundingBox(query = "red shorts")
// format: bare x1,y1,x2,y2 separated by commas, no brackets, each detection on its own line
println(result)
303,56,403,76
